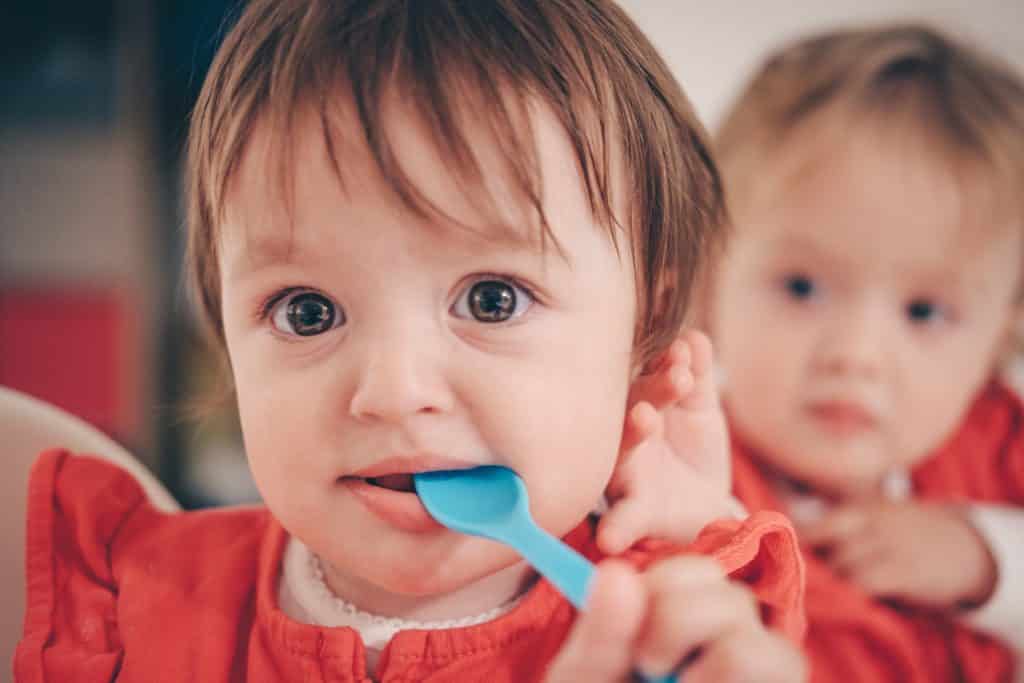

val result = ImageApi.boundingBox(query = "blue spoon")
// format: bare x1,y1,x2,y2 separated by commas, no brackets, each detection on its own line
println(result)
414,465,677,683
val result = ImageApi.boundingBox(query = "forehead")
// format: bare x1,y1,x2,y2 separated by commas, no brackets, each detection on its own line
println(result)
741,121,1022,285
218,95,613,273
765,117,1011,240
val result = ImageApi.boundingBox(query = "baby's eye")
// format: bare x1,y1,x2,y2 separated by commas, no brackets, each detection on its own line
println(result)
270,291,345,337
906,298,943,325
452,278,534,323
783,274,816,300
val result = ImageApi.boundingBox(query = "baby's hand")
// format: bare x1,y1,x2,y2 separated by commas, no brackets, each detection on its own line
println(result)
598,330,737,555
545,556,806,683
802,500,997,610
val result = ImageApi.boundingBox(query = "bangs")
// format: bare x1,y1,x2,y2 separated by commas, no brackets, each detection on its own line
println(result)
196,1,624,265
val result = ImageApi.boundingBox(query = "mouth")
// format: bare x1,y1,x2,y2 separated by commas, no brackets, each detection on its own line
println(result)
806,401,877,434
346,454,479,486
338,455,478,533
363,474,416,493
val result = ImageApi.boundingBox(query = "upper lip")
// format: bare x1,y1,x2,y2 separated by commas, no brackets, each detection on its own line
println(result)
348,454,480,479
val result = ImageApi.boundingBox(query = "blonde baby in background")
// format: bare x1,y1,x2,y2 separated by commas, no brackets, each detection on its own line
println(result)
700,22,1024,683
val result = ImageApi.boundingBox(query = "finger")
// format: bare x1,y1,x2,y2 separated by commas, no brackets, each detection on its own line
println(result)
648,336,691,375
634,557,757,677
630,363,694,412
849,558,904,599
619,401,662,456
829,535,886,578
681,329,714,377
630,338,694,410
801,506,869,548
596,496,655,555
674,330,717,411
686,629,807,683
545,561,645,683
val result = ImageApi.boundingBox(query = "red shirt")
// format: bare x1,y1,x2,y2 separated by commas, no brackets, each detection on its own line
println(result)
17,450,805,682
731,380,1023,683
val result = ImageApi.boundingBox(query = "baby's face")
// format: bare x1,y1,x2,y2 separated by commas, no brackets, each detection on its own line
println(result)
712,129,1022,498
217,101,637,607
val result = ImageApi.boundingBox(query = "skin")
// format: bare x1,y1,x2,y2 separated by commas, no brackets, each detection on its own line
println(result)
215,94,802,679
711,116,1022,608
220,100,637,619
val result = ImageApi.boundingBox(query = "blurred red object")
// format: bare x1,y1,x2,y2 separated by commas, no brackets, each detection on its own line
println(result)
0,286,138,440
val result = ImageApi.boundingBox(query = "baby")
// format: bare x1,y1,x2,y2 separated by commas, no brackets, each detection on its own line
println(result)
16,1,805,681
705,23,1024,682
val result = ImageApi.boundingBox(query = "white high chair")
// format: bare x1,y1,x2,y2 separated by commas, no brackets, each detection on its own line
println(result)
0,385,179,678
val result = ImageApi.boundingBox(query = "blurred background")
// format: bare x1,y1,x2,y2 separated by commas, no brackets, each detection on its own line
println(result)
2,0,1023,510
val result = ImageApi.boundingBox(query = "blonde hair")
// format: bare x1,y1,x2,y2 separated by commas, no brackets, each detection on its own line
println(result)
185,0,726,370
717,24,1024,221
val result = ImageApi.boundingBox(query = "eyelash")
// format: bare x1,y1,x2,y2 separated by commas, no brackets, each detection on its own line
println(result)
256,286,306,322
459,273,541,313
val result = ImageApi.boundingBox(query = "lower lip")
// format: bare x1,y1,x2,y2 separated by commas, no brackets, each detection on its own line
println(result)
807,403,876,436
340,478,445,533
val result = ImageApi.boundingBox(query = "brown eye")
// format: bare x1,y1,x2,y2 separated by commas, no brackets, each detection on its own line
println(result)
271,291,344,336
453,278,532,323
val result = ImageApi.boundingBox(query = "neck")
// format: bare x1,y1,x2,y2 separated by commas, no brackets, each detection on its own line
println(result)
319,558,537,622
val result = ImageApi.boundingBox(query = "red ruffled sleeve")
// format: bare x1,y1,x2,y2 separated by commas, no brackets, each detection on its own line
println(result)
15,449,148,682
627,510,807,645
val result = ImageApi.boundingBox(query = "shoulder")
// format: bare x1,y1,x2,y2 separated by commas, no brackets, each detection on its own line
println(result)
17,450,272,682
26,449,269,563
914,379,1024,502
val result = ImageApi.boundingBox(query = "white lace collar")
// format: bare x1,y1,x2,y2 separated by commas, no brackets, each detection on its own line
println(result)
277,535,522,652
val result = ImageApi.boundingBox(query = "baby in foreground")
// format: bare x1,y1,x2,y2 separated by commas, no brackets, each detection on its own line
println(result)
16,1,806,681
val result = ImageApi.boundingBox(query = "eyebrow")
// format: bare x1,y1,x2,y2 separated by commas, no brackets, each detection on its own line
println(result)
223,230,299,281
227,218,572,282
763,234,836,264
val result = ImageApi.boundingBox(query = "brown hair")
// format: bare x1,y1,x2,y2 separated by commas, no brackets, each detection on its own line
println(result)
186,0,725,369
716,24,1024,220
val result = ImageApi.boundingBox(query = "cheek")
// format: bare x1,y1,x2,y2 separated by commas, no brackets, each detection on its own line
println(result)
491,350,629,533
894,347,993,459
229,350,327,493
719,314,804,388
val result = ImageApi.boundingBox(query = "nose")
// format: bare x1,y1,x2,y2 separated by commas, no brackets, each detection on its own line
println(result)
813,300,886,378
347,330,455,423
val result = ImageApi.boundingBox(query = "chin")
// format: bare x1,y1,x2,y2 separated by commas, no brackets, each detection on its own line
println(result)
376,548,521,597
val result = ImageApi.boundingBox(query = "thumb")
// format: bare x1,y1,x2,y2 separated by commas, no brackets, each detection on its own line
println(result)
619,401,661,459
545,561,646,683
596,496,653,555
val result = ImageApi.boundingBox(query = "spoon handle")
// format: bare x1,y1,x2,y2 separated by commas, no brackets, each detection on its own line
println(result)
506,523,595,608
506,524,677,683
